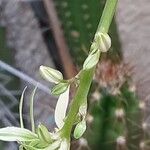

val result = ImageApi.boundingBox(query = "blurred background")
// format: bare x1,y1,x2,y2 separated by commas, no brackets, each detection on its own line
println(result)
0,0,150,149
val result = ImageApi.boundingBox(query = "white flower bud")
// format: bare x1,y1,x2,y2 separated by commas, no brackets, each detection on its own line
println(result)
94,32,111,52
40,65,63,84
83,49,100,70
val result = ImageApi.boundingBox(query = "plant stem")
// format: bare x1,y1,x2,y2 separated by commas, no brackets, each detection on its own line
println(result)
61,0,118,139
62,69,94,138
98,0,118,33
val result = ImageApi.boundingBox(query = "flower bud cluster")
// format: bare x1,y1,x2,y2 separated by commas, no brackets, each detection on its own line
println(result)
83,32,111,70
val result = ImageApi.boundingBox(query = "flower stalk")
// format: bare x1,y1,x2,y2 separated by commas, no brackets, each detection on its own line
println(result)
61,0,118,140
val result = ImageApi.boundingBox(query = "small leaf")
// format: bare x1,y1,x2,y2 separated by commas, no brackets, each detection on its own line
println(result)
37,124,53,144
51,82,69,95
19,86,27,128
83,50,100,70
73,120,87,139
40,66,63,83
0,127,38,141
30,87,37,133
55,86,70,129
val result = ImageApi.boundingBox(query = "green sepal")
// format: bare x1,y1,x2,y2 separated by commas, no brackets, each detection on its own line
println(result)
37,124,53,144
83,50,100,70
51,82,69,95
73,120,87,139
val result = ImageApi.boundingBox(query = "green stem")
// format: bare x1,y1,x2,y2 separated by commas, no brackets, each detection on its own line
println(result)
98,0,118,33
61,0,118,139
62,69,94,138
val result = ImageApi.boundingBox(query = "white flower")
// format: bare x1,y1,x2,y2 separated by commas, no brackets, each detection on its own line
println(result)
54,86,70,129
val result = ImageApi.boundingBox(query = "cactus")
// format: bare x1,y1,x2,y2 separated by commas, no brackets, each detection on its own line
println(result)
87,81,142,150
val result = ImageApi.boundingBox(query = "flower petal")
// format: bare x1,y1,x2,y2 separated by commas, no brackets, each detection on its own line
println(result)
54,86,70,129
0,127,38,141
